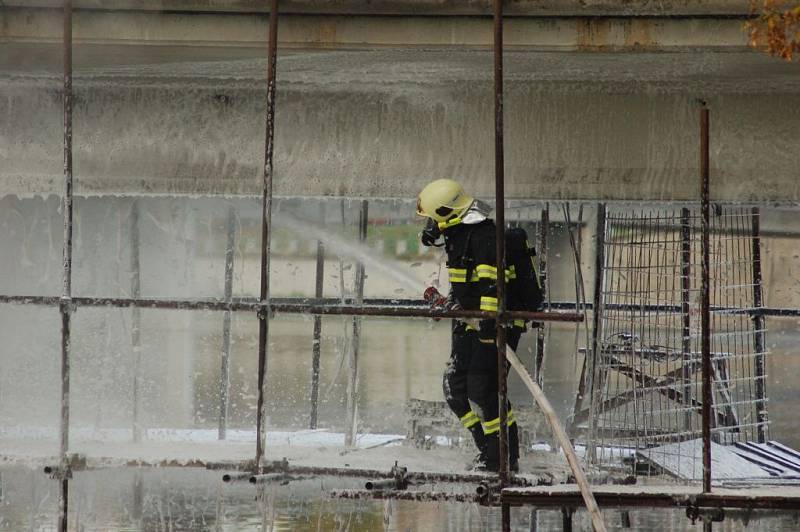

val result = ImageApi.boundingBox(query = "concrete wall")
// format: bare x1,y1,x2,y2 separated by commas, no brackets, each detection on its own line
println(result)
2,65,799,202
1,6,750,51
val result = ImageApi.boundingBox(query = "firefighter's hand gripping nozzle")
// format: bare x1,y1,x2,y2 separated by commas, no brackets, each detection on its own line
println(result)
423,286,447,309
423,286,448,321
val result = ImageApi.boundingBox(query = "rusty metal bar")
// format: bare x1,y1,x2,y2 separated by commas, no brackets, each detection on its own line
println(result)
130,200,143,443
57,1,74,531
492,3,511,530
309,239,324,429
331,489,485,504
700,103,712,493
0,294,582,321
218,205,236,440
235,459,537,485
502,486,800,511
345,200,368,447
681,207,693,434
535,204,549,385
492,2,512,530
255,0,279,467
4,293,797,318
584,203,606,464
751,207,768,443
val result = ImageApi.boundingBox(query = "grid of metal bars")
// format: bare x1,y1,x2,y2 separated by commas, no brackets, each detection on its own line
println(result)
587,207,768,468
5,1,797,531
0,2,585,531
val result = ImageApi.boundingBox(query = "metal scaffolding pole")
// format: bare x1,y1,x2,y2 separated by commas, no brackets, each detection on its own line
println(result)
584,203,607,464
681,207,693,434
751,207,768,443
218,205,236,440
255,0,279,467
309,239,324,429
130,199,143,443
535,204,549,386
58,1,74,530
491,0,511,530
345,200,368,447
700,102,712,494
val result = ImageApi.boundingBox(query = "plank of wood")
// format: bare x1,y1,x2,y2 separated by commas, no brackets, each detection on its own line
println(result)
506,347,607,532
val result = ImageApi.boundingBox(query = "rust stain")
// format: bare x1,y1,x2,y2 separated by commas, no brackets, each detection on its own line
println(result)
576,18,611,50
624,19,654,48
314,19,338,46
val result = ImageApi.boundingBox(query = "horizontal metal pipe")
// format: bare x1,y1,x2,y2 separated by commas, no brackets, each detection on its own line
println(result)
4,294,798,317
249,473,296,484
0,295,582,322
330,489,485,504
241,460,536,486
221,472,253,483
365,478,400,490
477,482,502,497
501,488,800,511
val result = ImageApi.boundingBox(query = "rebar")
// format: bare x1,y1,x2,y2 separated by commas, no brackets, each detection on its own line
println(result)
751,207,768,443
535,204,549,385
309,239,324,429
492,6,510,530
700,104,711,493
255,0,279,467
218,205,235,440
58,1,73,530
130,200,143,443
346,200,368,448
330,489,484,504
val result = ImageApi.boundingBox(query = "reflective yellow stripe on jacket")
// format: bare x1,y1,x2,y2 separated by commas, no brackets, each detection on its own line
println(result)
448,268,479,283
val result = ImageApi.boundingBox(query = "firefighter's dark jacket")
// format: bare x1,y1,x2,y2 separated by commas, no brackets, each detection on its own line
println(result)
443,219,505,341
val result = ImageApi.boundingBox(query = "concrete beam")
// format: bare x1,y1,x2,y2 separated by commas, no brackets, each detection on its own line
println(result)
0,0,753,17
1,7,749,51
2,53,799,202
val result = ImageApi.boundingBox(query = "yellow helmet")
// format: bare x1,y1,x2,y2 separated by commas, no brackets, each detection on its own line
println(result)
416,179,474,223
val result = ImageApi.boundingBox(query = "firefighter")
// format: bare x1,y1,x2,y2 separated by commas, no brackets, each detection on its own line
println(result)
416,178,522,472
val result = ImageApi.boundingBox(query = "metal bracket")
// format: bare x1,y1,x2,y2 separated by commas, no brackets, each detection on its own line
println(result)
256,305,273,321
365,462,409,491
43,454,87,480
686,505,725,525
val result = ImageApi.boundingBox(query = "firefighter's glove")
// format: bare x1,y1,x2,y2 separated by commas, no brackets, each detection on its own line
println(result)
420,218,443,247
423,286,448,309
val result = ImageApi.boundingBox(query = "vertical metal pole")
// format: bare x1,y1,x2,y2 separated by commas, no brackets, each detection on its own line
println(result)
310,239,324,429
534,204,549,385
492,1,510,530
561,507,574,532
255,0,279,467
218,205,236,440
345,200,368,447
130,200,143,443
58,1,73,530
751,207,768,443
585,204,607,464
681,207,692,434
700,103,712,493
132,472,143,527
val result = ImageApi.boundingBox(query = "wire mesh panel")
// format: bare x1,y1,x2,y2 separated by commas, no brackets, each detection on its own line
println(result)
585,207,768,471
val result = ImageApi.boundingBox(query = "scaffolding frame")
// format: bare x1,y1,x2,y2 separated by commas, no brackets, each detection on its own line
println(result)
1,2,582,531
2,2,799,532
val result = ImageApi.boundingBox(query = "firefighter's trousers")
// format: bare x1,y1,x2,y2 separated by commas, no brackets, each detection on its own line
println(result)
442,320,522,470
